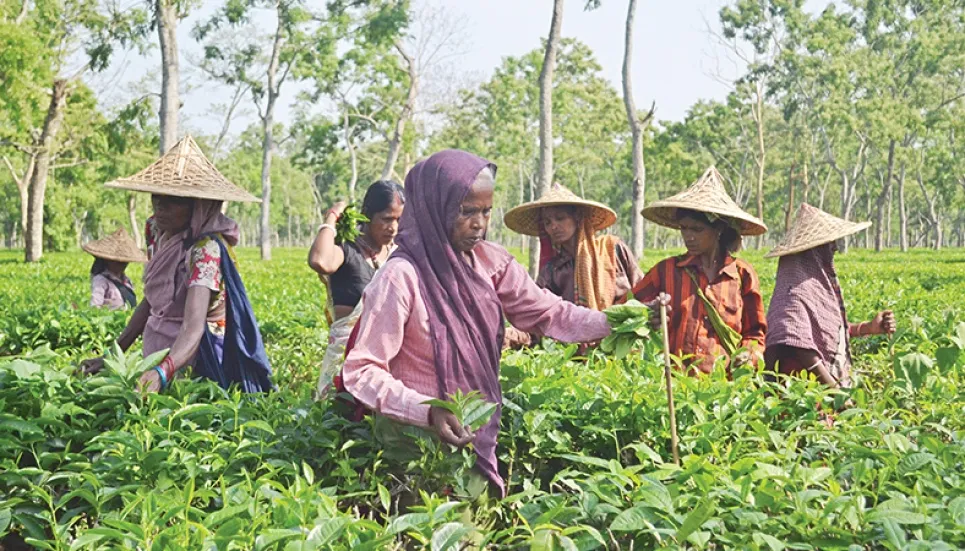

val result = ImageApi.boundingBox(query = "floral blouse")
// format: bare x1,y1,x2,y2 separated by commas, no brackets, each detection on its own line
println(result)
145,217,228,336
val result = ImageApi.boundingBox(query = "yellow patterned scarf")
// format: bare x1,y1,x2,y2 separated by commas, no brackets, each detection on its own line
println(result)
574,218,618,311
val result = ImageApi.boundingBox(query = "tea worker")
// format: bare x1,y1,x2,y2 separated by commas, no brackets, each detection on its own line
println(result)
309,180,404,396
503,184,643,309
81,136,273,394
632,166,768,375
84,227,147,310
340,150,611,496
764,204,896,388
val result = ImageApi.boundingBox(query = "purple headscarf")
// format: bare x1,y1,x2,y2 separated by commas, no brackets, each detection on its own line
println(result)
766,243,852,374
393,149,506,493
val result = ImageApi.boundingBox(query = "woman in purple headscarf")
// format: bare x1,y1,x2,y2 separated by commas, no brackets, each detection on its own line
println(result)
341,150,611,495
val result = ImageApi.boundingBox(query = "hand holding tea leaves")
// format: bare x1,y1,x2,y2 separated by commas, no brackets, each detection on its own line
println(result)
423,390,497,448
601,299,657,359
335,205,370,245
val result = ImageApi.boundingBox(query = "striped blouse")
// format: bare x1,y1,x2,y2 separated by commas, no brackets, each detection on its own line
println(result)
632,254,766,374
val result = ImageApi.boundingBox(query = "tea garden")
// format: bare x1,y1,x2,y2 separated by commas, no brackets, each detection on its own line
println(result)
1,248,963,550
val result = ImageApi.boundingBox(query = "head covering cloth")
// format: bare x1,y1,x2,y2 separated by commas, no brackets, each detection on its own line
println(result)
392,149,507,493
141,199,240,355
766,244,852,383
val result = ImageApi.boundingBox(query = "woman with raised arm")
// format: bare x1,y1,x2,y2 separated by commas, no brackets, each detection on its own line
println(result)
765,204,896,388
308,181,404,396
81,136,273,394
340,150,612,496
632,166,768,375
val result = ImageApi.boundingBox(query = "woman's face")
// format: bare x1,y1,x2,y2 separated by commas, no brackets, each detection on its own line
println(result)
151,194,193,233
449,168,494,253
678,215,719,257
105,260,128,274
366,196,404,247
541,206,579,246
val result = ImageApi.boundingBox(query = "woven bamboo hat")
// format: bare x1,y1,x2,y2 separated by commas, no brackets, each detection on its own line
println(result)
504,184,617,236
766,203,871,258
82,227,148,263
642,166,767,236
105,135,260,203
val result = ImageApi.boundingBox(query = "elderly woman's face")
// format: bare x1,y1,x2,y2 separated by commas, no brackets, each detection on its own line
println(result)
541,206,579,246
151,194,193,233
450,168,494,253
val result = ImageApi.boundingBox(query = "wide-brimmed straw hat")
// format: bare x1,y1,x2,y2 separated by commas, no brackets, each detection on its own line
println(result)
82,227,148,263
642,166,767,236
105,135,260,203
766,203,871,258
504,184,617,236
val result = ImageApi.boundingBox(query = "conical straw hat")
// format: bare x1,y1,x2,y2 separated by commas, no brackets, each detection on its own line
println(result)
766,203,871,258
82,227,148,263
504,184,617,236
642,166,767,236
105,135,260,203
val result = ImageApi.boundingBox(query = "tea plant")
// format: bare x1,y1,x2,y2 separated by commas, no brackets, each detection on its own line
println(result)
0,248,963,549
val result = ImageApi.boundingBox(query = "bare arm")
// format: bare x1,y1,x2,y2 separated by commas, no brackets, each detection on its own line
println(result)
116,299,151,351
308,202,346,276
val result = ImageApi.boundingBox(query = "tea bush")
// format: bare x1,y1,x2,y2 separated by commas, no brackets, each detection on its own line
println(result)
1,248,963,550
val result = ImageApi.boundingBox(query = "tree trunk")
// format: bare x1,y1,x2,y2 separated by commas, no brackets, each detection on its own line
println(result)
25,79,69,263
157,0,180,154
621,0,646,258
898,162,908,251
752,82,766,249
128,193,142,248
874,140,896,251
260,15,284,261
785,162,795,232
531,0,564,277
801,156,810,204
343,104,358,202
382,42,417,181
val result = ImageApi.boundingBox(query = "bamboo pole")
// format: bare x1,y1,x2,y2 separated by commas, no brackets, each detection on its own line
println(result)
660,301,680,465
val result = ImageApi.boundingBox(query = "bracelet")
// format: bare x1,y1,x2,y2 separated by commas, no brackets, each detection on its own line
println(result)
317,223,336,234
153,365,168,389
160,356,177,380
327,210,341,221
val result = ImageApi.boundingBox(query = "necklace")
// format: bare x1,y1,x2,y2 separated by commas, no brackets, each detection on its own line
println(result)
356,234,388,269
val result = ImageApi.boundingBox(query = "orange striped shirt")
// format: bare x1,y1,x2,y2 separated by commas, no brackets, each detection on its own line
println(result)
632,254,766,374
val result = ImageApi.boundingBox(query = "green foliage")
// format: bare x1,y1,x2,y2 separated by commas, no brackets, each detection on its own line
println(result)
0,247,962,549
601,300,653,359
334,205,368,245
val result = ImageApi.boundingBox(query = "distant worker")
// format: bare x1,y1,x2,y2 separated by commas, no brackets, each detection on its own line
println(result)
765,204,896,388
632,166,768,375
83,227,146,310
308,180,405,396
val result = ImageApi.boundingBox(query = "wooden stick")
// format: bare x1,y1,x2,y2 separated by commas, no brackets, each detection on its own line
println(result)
660,301,680,465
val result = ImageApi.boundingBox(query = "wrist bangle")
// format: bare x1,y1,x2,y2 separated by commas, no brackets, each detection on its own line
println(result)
327,210,341,221
318,223,336,234
153,365,168,389
160,356,176,380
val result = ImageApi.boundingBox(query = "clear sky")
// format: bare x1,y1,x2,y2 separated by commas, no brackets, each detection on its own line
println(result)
90,0,782,138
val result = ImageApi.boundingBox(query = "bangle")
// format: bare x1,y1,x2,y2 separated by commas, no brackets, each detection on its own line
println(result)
317,223,336,234
153,366,168,389
327,210,341,221
160,356,176,380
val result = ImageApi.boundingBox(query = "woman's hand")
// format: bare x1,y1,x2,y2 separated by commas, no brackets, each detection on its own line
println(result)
645,292,672,329
871,310,896,335
327,201,348,221
138,368,163,394
429,406,475,447
80,357,105,375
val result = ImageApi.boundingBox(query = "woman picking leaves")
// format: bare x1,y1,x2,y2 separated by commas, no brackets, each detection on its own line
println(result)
82,136,273,394
83,227,147,310
632,166,768,375
765,204,896,388
308,181,404,395
340,149,611,496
